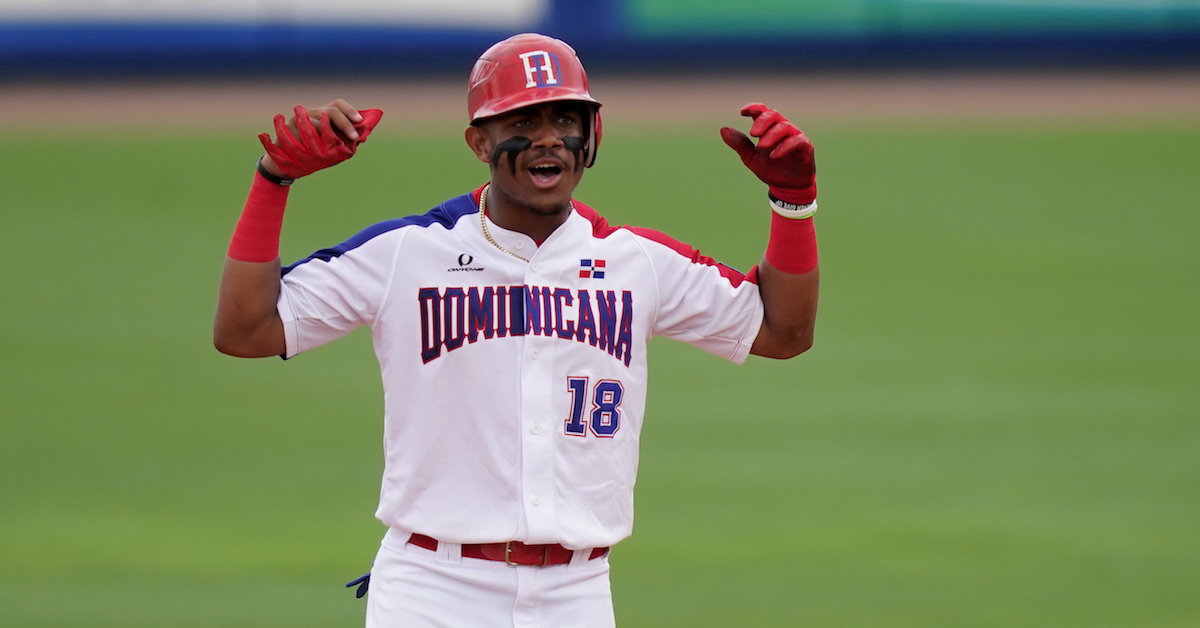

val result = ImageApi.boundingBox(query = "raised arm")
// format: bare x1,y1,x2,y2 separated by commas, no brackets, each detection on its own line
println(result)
749,255,819,359
214,256,286,357
720,103,821,359
213,100,382,358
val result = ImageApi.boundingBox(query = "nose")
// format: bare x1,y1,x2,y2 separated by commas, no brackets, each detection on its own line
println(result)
528,117,564,149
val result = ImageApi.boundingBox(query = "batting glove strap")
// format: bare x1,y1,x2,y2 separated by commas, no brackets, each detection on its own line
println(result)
769,192,817,220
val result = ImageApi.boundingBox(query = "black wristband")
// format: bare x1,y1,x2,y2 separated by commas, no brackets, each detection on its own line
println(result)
256,156,295,187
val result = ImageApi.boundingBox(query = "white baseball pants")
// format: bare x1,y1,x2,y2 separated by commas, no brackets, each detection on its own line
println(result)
365,528,616,628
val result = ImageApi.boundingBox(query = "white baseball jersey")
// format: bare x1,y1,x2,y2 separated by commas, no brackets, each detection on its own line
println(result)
276,186,764,550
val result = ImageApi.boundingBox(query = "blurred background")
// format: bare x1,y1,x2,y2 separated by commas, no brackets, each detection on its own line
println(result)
2,0,1200,75
2,1,1198,627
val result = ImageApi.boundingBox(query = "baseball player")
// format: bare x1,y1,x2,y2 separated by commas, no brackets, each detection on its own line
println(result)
214,33,820,627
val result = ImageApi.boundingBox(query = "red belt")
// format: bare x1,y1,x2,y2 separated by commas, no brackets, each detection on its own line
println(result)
408,533,609,567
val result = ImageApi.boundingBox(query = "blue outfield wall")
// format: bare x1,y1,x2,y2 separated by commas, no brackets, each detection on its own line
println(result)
1,0,1198,78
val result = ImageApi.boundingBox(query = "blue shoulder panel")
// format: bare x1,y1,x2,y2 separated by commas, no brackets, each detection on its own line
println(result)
282,192,479,276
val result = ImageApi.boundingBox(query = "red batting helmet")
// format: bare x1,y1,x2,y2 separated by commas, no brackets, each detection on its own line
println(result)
468,33,602,167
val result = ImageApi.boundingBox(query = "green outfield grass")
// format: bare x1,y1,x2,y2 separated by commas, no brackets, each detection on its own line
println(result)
1,118,1197,627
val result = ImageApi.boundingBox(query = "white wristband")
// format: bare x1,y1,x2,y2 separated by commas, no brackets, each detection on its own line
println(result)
768,195,817,219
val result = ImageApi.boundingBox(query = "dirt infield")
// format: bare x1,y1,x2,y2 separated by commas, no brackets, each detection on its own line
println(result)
4,70,1198,132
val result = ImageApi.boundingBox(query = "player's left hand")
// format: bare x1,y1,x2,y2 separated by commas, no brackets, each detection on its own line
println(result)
720,103,816,205
258,100,383,179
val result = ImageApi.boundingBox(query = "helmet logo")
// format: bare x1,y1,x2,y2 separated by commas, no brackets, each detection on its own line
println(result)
518,51,561,88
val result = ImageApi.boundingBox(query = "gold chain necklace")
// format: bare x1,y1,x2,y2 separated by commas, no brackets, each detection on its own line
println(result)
478,184,531,262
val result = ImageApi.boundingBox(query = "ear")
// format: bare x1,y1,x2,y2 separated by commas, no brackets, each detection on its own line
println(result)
464,125,492,164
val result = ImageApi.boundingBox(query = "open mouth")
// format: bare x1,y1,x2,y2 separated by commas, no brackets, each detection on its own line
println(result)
528,163,564,189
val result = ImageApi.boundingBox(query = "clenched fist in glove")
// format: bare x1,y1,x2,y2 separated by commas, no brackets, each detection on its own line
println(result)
259,100,383,180
720,103,816,207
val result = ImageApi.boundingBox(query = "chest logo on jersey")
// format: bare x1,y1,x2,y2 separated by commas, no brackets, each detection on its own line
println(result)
579,259,606,279
417,285,634,367
448,253,484,272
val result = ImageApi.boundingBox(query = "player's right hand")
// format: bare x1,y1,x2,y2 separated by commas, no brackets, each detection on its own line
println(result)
720,103,816,205
259,99,383,179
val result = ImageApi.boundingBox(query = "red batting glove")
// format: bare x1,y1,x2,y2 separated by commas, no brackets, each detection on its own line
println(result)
720,103,816,205
258,106,383,179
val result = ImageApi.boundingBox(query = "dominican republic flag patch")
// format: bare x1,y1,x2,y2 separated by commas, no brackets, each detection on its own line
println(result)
579,259,606,279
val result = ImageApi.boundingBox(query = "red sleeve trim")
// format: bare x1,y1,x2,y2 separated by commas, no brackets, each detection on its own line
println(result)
571,199,755,287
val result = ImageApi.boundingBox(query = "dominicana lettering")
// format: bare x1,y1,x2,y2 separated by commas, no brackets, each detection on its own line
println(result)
419,285,634,366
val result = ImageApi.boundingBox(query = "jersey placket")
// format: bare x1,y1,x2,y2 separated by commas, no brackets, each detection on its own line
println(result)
480,213,560,540
518,243,559,541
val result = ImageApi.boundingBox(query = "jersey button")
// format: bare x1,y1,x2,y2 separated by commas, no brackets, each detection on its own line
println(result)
530,263,540,273
514,241,525,250
531,349,540,359
530,424,541,435
532,496,542,506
